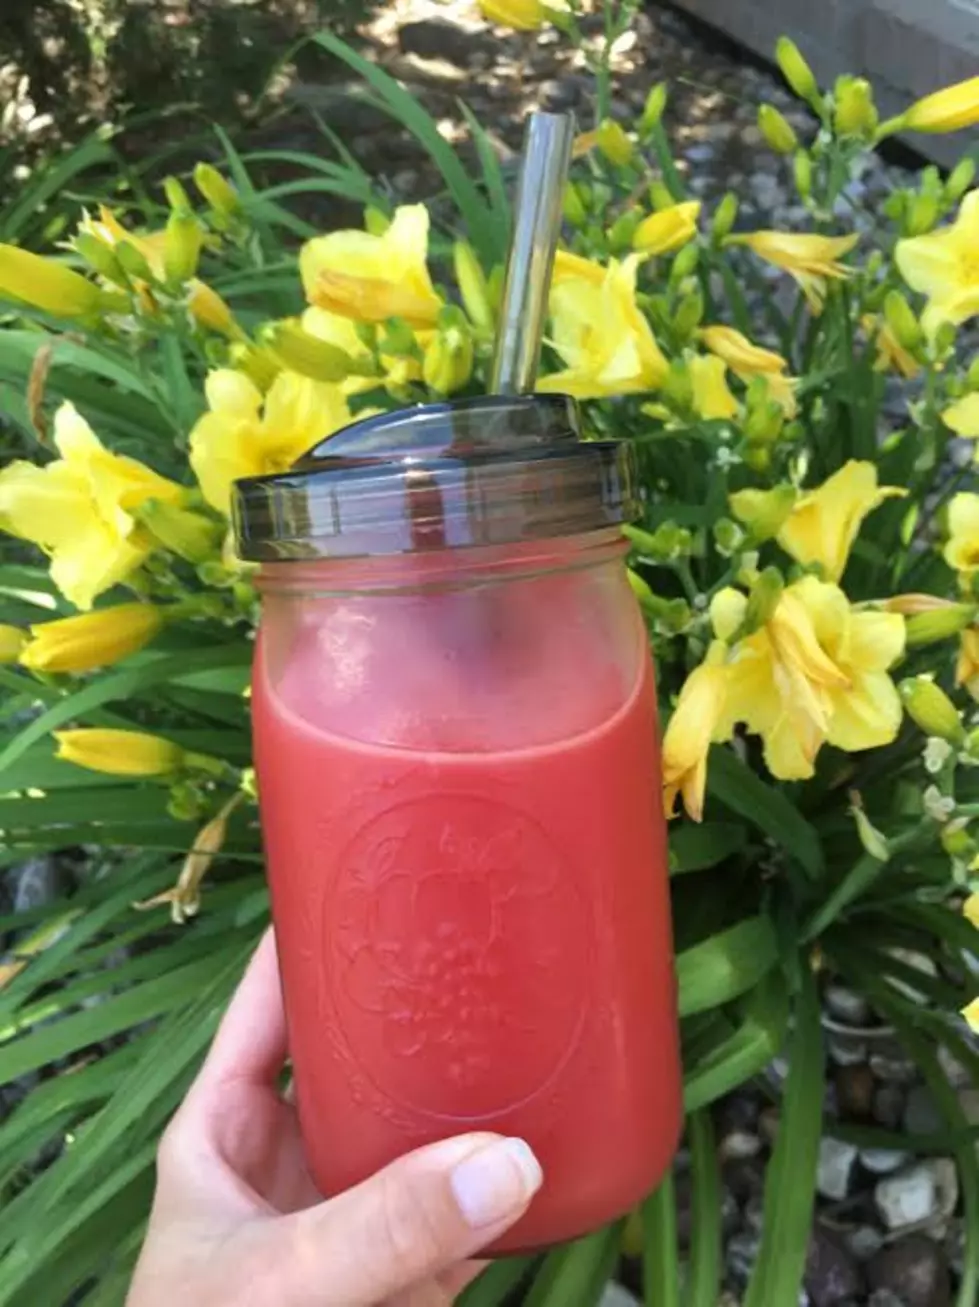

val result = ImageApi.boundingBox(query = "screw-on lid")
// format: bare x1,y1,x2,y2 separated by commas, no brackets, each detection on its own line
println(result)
231,394,638,561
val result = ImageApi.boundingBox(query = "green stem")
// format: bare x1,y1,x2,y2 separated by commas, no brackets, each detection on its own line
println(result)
642,1173,680,1307
685,1111,721,1307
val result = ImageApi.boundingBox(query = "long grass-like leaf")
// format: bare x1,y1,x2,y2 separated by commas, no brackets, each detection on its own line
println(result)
685,1111,720,1307
643,1173,680,1307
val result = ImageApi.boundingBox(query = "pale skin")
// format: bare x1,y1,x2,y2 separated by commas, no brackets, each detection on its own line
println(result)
128,930,543,1307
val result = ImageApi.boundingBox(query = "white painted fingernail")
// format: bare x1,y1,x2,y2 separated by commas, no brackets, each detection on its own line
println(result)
449,1137,543,1228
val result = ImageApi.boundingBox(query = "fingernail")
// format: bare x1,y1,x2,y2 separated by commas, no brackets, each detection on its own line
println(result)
450,1137,543,1228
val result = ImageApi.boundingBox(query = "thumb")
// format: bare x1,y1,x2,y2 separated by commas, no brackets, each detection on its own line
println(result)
280,1133,542,1305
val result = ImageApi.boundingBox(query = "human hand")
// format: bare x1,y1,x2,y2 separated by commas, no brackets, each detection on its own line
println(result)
127,929,542,1307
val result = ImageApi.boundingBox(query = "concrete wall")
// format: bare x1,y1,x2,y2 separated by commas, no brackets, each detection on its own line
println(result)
669,0,979,167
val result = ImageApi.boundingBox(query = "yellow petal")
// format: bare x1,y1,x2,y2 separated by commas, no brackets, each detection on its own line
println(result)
963,891,979,929
963,997,979,1033
21,603,164,674
689,355,739,420
957,628,979,701
945,492,979,573
479,0,546,30
0,245,102,318
662,659,730,821
633,202,701,257
905,77,979,134
826,669,903,752
943,393,979,438
710,587,748,641
739,230,859,277
205,368,264,418
700,324,787,375
843,610,907,673
54,728,184,776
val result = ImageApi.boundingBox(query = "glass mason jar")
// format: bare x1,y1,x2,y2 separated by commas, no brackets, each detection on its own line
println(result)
233,395,681,1252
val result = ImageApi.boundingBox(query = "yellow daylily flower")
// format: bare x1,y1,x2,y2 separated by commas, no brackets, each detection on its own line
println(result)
945,493,979,574
189,368,352,515
0,403,184,610
905,77,979,134
943,392,979,438
712,578,904,780
729,485,798,542
299,204,443,327
735,231,859,313
963,998,979,1033
301,306,430,393
79,206,236,335
0,244,102,318
688,355,739,420
963,891,979,929
662,645,731,821
776,460,906,583
0,625,26,664
701,323,799,417
20,603,165,674
538,253,669,399
552,249,608,287
861,314,921,379
54,728,184,777
633,202,701,256
956,628,979,702
896,191,979,337
479,0,548,28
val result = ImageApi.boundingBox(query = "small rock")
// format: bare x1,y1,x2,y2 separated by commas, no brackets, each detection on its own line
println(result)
845,1225,886,1262
937,1043,972,1089
873,1083,907,1130
805,1226,864,1307
818,1138,859,1201
825,984,872,1027
869,1234,951,1307
836,1064,876,1120
397,17,481,66
726,1231,760,1287
8,856,66,913
904,1086,944,1138
860,1147,911,1176
870,1055,919,1085
875,1164,938,1231
925,1158,959,1222
869,1292,905,1307
828,1035,870,1067
743,1192,765,1236
599,1285,640,1307
720,1187,740,1238
718,1129,763,1163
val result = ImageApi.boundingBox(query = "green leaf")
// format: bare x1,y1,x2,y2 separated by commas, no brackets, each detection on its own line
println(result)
683,974,789,1113
743,966,823,1307
677,916,779,1017
686,1110,721,1307
669,822,748,874
459,1257,537,1306
707,746,824,878
643,1172,680,1307
523,1224,623,1307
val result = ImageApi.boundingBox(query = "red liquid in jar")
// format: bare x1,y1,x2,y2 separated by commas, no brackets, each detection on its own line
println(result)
252,572,682,1251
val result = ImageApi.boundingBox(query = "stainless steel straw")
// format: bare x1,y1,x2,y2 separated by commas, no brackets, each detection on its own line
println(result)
490,111,576,395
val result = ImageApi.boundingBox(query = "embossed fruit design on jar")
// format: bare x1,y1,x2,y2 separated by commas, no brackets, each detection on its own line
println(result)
234,395,682,1252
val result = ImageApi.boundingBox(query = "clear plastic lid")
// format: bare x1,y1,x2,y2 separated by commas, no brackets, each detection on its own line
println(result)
231,394,638,561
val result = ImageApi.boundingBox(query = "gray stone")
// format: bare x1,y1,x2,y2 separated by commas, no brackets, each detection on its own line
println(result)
868,1292,905,1307
828,1036,870,1067
397,17,482,66
825,984,873,1027
860,1147,911,1176
925,1158,959,1223
869,1234,951,1307
870,1055,919,1085
875,1165,939,1231
873,1083,907,1131
817,1137,859,1201
8,856,66,913
903,1085,944,1138
845,1225,886,1262
599,1285,640,1307
805,1226,864,1307
726,1231,760,1287
718,1129,763,1162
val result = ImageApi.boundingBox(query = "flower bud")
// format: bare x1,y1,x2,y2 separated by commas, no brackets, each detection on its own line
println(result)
744,566,784,632
562,182,588,227
73,232,126,284
138,501,223,564
947,158,977,204
163,211,204,283
453,240,495,333
608,209,641,253
729,484,798,542
905,602,976,647
670,242,700,282
20,604,164,674
163,176,192,212
775,36,820,108
883,289,923,350
758,105,798,155
674,287,705,338
906,193,940,237
849,799,890,860
115,240,155,283
260,319,359,382
640,84,668,135
968,356,979,392
793,150,813,202
713,517,745,557
193,163,239,218
649,179,675,211
55,728,185,777
900,676,965,743
364,205,391,237
712,193,739,242
941,821,974,860
0,245,102,319
596,119,634,168
834,76,878,138
423,324,474,395
0,625,27,664
229,342,281,390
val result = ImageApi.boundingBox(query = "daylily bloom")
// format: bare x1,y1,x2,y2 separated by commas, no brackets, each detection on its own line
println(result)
633,202,701,256
776,460,906,583
479,0,549,28
301,306,429,393
943,393,979,438
729,484,798,542
688,355,739,420
0,244,102,318
896,192,979,337
711,577,905,780
300,204,443,327
662,646,730,821
538,254,669,399
573,120,635,168
904,77,979,134
862,315,921,379
189,368,352,515
0,403,185,610
78,206,236,335
956,628,979,701
0,625,26,664
54,728,184,777
700,323,799,416
20,603,165,674
734,230,859,313
963,998,979,1033
945,493,979,574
